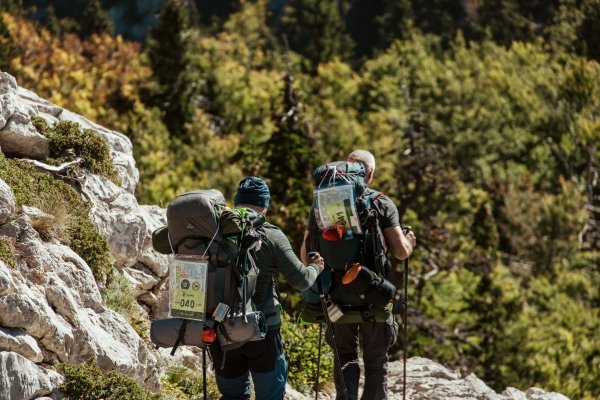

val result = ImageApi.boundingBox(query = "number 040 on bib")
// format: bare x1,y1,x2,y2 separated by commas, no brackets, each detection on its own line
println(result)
168,255,208,321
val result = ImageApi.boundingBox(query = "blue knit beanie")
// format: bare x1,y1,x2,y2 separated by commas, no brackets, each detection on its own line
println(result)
233,177,270,208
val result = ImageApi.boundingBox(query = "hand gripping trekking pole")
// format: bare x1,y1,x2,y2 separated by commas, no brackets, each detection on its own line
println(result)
317,275,348,400
403,256,409,400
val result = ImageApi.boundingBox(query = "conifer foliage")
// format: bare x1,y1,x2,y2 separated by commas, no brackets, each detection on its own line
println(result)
264,49,318,245
147,0,199,138
81,0,114,38
282,0,353,69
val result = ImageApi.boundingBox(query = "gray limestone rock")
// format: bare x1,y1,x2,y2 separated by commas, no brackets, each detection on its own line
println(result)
0,179,16,224
0,351,63,400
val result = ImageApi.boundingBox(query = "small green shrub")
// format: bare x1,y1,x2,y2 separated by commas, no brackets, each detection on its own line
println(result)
0,153,114,281
161,366,220,399
68,216,113,281
58,360,159,400
102,273,149,338
31,115,50,136
280,312,334,393
31,118,116,181
0,236,17,267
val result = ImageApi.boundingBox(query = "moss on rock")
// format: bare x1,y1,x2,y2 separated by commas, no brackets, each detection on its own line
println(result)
0,152,113,281
31,118,117,181
0,236,17,268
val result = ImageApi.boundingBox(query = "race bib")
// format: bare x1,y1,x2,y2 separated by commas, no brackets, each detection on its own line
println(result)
314,184,362,235
168,255,208,321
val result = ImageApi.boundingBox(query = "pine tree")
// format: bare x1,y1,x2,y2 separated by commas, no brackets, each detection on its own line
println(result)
0,0,23,16
282,0,354,70
146,0,199,138
578,0,600,60
411,0,466,44
376,0,414,49
345,0,386,58
264,60,319,247
44,5,62,37
81,0,114,37
0,12,19,73
474,0,534,45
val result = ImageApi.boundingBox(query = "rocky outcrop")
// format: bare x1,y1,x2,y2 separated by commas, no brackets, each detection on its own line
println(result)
0,73,169,398
387,357,569,400
0,213,160,390
0,179,15,225
289,358,570,400
0,72,137,193
0,352,63,400
0,74,49,159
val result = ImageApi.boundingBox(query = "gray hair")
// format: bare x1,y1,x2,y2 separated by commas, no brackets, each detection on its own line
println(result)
348,149,375,173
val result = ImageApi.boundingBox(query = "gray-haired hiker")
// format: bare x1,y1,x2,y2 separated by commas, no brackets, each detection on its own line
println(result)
210,176,325,400
301,150,416,400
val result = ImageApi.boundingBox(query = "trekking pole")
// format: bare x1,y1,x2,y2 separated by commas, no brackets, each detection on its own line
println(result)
317,278,348,399
201,326,217,400
314,322,323,400
403,256,409,400
202,347,207,400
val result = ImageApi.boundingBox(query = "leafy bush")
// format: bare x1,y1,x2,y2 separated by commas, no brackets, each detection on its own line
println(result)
102,273,148,338
68,216,113,281
58,360,159,400
280,312,334,393
161,366,220,400
0,153,113,281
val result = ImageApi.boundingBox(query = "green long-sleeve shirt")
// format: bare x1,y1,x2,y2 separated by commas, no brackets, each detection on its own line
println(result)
252,222,320,329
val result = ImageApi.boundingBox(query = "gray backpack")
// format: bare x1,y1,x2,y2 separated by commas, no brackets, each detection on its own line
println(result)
150,190,266,352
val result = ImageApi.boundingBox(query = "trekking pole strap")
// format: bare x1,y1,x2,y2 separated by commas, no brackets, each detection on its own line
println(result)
170,319,189,356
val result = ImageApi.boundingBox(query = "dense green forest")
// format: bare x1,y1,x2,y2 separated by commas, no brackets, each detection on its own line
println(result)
1,0,599,398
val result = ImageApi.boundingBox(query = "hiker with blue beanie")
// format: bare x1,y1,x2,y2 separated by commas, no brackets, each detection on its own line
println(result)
210,176,325,400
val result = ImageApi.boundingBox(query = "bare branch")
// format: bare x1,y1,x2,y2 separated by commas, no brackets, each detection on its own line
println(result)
18,157,84,174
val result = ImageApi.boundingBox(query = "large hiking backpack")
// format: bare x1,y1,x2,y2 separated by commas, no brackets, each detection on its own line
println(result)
310,161,369,269
301,161,395,323
150,189,266,352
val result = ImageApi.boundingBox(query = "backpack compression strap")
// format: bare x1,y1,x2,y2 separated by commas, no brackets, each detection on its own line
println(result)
364,191,388,276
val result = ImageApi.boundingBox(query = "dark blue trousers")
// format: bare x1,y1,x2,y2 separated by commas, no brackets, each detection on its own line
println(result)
211,330,288,400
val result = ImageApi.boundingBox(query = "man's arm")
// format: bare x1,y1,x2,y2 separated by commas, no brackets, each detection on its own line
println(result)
269,226,324,290
383,225,416,260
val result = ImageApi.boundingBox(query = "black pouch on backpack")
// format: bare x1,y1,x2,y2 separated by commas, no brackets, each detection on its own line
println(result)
150,318,215,348
152,226,172,255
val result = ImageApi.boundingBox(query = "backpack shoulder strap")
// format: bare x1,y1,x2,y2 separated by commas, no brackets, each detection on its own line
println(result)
361,189,390,275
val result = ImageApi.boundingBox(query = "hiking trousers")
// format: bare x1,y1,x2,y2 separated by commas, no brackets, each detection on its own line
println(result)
211,329,288,400
326,316,398,400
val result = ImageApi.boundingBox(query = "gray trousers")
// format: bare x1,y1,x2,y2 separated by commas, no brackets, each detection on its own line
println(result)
326,316,398,400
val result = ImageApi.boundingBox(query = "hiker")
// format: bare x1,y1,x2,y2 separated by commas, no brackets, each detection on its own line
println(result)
210,176,325,400
301,150,416,400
